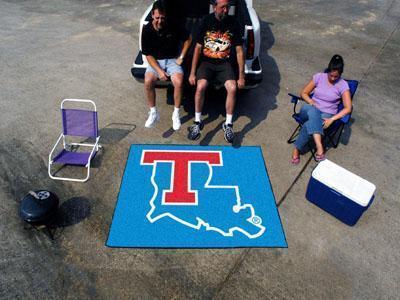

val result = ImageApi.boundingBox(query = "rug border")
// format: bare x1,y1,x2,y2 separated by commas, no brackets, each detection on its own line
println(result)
105,144,288,249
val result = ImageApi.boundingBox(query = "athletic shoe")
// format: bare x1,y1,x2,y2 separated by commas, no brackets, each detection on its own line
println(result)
188,121,204,140
222,123,234,143
145,109,160,128
172,112,181,131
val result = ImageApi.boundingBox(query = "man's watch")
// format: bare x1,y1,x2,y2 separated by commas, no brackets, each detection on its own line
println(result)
179,55,184,60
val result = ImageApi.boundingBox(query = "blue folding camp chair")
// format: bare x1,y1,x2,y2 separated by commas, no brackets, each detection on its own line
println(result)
48,99,101,182
287,80,359,159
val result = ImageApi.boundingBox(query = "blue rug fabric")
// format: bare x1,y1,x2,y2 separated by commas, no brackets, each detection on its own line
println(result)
107,145,287,248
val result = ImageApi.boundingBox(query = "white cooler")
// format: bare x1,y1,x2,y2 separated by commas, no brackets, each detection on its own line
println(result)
306,159,376,226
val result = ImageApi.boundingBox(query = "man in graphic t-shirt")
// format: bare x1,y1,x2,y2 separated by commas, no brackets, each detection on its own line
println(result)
141,1,192,130
188,0,245,143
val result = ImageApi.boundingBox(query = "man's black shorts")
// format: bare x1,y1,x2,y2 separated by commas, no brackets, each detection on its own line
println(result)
196,61,236,84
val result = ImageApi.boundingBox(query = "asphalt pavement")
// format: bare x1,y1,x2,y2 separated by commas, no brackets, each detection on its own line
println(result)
1,0,399,298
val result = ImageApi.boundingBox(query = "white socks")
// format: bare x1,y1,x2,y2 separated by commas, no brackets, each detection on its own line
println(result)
173,106,180,115
150,106,157,113
225,114,233,125
195,112,202,122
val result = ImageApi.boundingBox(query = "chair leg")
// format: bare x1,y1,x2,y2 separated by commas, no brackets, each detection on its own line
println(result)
307,141,319,162
331,124,345,148
48,162,91,182
324,124,344,149
287,124,301,144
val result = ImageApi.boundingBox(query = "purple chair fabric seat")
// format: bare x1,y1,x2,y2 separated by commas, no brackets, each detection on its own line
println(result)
53,150,96,166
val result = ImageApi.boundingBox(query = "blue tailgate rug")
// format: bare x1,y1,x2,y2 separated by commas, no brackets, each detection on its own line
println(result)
106,145,287,248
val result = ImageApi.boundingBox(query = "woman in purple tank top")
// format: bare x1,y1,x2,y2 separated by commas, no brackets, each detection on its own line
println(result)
291,55,352,164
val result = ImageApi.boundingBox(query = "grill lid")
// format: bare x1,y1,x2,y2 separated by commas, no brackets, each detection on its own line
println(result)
19,190,59,224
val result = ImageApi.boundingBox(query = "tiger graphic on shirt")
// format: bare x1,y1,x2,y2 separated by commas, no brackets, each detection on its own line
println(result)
203,30,233,59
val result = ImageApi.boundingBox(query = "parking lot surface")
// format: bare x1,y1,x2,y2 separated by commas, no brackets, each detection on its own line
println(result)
1,0,399,298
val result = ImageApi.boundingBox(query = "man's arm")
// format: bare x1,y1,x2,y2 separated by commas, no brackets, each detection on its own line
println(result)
189,43,202,86
236,45,245,89
146,55,168,81
176,35,192,66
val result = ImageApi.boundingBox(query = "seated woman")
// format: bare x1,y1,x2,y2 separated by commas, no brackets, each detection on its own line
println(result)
291,55,352,164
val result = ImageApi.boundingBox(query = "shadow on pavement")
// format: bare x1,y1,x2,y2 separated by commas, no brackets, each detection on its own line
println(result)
98,123,136,145
54,197,91,227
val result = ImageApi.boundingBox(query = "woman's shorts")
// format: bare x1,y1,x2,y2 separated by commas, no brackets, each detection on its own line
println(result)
196,61,236,84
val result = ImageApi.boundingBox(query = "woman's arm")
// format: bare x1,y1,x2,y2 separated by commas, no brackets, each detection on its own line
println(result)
300,79,316,105
323,89,352,128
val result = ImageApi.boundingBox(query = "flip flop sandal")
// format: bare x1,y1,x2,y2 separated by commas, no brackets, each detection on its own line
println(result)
291,157,300,165
315,153,326,162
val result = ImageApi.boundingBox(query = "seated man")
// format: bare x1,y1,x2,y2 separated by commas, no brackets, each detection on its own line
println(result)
188,0,245,143
141,1,192,130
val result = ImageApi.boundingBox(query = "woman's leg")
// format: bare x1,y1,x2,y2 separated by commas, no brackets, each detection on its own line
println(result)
312,112,334,155
293,125,309,154
293,104,327,155
312,133,324,155
293,104,319,148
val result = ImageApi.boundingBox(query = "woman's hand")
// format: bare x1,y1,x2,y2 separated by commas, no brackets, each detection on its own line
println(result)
323,117,334,129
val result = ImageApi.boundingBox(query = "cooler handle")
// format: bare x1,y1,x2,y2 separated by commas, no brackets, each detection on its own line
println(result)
329,188,343,197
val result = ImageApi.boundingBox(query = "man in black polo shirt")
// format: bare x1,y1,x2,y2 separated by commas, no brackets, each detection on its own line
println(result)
188,0,245,143
141,1,191,130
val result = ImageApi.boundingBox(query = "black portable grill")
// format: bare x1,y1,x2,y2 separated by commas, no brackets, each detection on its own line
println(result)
19,190,59,239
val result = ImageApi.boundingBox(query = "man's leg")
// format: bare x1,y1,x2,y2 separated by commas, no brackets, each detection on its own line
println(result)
222,79,237,143
170,72,184,130
195,79,208,118
224,79,237,121
144,71,157,107
144,71,160,128
188,79,208,140
171,72,184,109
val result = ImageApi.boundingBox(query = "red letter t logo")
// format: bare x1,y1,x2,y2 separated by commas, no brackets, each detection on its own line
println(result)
141,150,222,205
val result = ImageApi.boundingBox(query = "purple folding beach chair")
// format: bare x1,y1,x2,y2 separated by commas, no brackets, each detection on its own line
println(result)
48,99,100,182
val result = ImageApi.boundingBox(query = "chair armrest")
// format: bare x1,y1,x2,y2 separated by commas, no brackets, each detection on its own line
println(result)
288,93,302,103
49,133,64,162
288,93,303,115
86,136,100,166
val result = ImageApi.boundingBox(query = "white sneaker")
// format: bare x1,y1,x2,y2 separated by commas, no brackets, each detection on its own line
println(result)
172,112,181,130
145,109,160,128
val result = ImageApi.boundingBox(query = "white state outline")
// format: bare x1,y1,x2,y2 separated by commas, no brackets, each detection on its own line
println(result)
140,150,266,239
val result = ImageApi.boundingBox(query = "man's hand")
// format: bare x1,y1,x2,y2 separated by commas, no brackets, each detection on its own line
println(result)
237,77,245,89
323,117,334,129
158,70,169,81
189,74,196,86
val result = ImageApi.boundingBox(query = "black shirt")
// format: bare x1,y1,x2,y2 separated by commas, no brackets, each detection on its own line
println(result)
196,13,243,64
141,22,189,60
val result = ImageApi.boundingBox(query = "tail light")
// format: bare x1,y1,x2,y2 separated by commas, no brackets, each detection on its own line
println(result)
246,28,255,59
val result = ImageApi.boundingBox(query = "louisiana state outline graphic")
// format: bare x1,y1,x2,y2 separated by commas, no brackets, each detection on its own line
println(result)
141,150,266,238
107,145,287,248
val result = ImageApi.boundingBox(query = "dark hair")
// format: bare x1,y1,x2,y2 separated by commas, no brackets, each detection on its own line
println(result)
327,54,344,74
152,1,166,14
